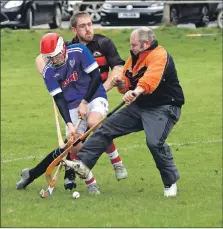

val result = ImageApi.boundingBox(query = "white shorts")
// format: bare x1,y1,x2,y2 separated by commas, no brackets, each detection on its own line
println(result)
66,97,108,137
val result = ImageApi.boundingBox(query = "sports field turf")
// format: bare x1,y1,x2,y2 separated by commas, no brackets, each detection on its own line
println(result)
1,26,222,227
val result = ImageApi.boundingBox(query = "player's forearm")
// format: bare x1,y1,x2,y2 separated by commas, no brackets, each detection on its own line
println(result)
103,65,124,92
82,68,102,103
35,54,46,74
103,78,112,92
53,93,72,124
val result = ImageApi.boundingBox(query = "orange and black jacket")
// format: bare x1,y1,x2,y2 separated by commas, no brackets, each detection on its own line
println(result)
65,34,125,83
119,40,185,107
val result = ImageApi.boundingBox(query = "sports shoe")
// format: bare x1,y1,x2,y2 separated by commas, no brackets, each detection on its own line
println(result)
62,159,90,179
164,183,177,197
87,183,100,195
16,168,34,190
64,168,77,190
114,164,128,181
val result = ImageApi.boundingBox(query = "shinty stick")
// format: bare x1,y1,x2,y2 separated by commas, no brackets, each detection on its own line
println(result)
39,100,82,198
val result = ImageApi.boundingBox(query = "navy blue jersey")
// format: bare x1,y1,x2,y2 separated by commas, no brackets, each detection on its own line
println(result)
42,44,107,109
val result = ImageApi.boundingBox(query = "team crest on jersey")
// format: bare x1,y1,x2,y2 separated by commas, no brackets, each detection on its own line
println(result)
93,51,102,57
69,59,75,68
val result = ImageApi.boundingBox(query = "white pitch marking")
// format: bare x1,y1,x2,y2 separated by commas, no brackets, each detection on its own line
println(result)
1,155,44,163
118,139,222,151
1,139,222,163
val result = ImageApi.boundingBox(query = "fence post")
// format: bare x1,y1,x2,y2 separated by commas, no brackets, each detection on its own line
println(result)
163,2,170,25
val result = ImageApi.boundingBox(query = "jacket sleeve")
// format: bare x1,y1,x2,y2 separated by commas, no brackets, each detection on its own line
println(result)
117,58,131,94
137,47,167,94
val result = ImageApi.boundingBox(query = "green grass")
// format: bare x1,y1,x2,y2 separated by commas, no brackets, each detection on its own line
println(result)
1,27,222,228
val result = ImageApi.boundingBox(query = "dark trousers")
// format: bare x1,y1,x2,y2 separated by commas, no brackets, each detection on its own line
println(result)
76,102,181,186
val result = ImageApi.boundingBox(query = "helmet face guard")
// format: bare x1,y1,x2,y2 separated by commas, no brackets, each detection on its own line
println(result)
46,50,67,68
40,33,67,68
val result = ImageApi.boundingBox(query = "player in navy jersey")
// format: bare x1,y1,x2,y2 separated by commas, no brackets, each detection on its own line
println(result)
42,33,109,194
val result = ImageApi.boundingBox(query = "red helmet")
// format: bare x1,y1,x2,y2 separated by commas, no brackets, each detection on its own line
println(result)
40,33,67,66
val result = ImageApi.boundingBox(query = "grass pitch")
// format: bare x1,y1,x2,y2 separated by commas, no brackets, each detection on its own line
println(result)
1,26,222,227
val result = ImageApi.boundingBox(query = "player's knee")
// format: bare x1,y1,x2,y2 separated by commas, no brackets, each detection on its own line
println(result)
146,137,159,152
88,112,103,129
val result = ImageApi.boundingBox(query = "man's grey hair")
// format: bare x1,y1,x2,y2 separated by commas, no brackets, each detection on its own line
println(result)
70,11,90,28
131,27,156,42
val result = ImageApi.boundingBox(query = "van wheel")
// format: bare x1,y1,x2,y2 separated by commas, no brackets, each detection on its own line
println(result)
195,5,209,27
217,10,223,29
49,5,62,29
25,8,33,29
80,2,103,23
170,6,179,25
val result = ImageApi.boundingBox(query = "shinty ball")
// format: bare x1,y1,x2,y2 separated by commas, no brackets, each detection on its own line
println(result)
72,191,80,199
